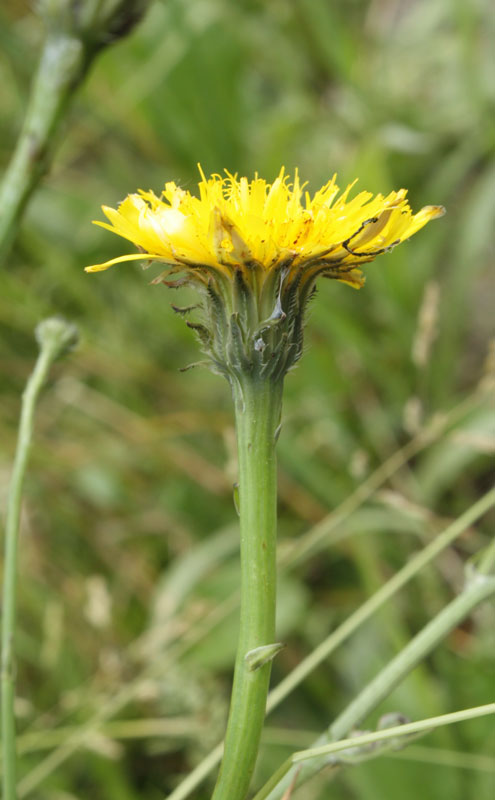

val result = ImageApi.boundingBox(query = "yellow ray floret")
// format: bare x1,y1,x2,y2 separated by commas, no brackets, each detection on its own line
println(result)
85,167,444,288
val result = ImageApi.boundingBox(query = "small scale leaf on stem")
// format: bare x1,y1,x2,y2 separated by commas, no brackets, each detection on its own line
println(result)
246,643,286,672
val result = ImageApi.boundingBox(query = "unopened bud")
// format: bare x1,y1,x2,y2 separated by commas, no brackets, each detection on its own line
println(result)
35,316,79,358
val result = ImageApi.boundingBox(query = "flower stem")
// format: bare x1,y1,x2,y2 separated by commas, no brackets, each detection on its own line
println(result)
0,33,88,263
211,377,283,800
1,321,75,800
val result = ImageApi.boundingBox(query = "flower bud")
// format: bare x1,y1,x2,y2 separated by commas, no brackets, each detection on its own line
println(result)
35,316,79,358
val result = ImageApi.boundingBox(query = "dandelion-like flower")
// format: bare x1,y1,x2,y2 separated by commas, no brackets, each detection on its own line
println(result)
86,167,444,384
85,169,445,799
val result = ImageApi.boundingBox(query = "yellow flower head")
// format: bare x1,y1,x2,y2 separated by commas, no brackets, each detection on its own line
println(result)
86,167,444,383
86,166,444,289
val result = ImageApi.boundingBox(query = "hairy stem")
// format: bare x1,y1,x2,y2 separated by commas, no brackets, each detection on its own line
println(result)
211,377,283,800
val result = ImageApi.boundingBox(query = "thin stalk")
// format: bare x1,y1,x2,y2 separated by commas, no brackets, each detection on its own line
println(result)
1,318,76,800
254,703,495,796
1,336,64,799
260,727,495,772
0,33,89,262
211,377,283,800
297,703,495,763
258,562,495,799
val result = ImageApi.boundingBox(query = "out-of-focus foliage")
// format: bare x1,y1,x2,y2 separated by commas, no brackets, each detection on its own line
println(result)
0,0,493,798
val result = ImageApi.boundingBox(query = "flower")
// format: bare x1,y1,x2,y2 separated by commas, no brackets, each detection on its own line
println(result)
86,168,444,383
86,167,443,285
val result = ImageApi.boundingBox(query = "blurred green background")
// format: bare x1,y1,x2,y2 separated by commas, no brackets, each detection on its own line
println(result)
1,0,494,798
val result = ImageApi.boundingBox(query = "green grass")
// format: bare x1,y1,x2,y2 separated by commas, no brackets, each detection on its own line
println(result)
1,0,494,798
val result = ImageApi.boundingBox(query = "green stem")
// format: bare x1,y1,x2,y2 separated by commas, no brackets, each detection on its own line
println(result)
294,703,495,764
0,33,89,262
211,377,283,800
255,702,495,793
1,324,73,800
257,560,495,799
